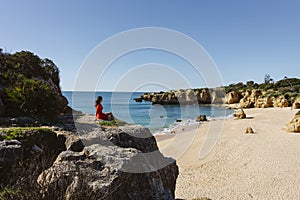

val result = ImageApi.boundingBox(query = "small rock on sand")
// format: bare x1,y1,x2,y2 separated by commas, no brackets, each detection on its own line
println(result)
245,127,254,134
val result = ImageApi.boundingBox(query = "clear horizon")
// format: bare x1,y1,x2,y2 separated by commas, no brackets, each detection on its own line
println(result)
1,0,299,91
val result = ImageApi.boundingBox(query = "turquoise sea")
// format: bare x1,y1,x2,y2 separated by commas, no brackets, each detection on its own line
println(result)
63,91,233,133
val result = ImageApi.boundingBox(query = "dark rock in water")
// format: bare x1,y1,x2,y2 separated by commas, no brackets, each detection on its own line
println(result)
134,97,143,102
196,115,208,122
176,119,182,122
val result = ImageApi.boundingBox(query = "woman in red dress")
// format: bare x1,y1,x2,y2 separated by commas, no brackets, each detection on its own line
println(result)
95,96,114,120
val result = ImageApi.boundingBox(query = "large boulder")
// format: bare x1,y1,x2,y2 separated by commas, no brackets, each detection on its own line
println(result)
37,124,178,200
0,122,179,199
38,145,177,200
233,109,246,119
273,96,289,108
284,112,300,132
225,91,240,104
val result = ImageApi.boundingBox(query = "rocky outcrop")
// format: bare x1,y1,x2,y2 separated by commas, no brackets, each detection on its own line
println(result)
293,97,300,109
225,91,240,104
0,128,66,199
273,96,289,108
239,89,262,108
37,123,178,200
0,120,178,200
141,89,206,105
284,112,300,132
195,88,211,104
138,83,299,108
254,96,274,108
210,89,225,104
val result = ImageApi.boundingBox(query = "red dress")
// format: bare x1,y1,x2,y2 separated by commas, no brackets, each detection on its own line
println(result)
96,104,109,120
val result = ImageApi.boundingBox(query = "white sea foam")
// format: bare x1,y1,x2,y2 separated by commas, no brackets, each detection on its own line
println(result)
153,113,234,136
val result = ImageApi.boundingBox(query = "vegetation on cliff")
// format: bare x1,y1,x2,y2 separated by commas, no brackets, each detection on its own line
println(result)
0,49,67,119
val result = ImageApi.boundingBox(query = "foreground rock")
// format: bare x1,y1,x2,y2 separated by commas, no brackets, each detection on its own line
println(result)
284,112,300,133
0,117,178,200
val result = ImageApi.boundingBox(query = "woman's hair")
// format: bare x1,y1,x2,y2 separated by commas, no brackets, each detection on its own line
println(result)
95,96,103,107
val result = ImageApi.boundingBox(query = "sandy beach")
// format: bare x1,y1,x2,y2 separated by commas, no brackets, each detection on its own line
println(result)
156,107,300,200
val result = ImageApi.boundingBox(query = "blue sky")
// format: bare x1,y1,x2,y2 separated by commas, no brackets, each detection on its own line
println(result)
1,0,299,91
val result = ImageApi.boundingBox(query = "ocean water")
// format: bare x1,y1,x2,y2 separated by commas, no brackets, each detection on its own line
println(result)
63,91,233,133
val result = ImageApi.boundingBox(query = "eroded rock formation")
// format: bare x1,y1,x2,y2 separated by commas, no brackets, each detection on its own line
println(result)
0,118,178,200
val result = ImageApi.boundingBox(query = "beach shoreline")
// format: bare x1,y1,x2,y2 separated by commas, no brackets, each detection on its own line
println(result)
156,107,300,199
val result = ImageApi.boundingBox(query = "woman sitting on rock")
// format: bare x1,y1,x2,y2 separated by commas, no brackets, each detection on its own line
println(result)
95,96,114,120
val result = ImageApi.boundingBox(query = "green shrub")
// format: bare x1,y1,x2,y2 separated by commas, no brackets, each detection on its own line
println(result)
0,187,20,199
0,50,61,120
5,77,58,119
98,120,117,126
